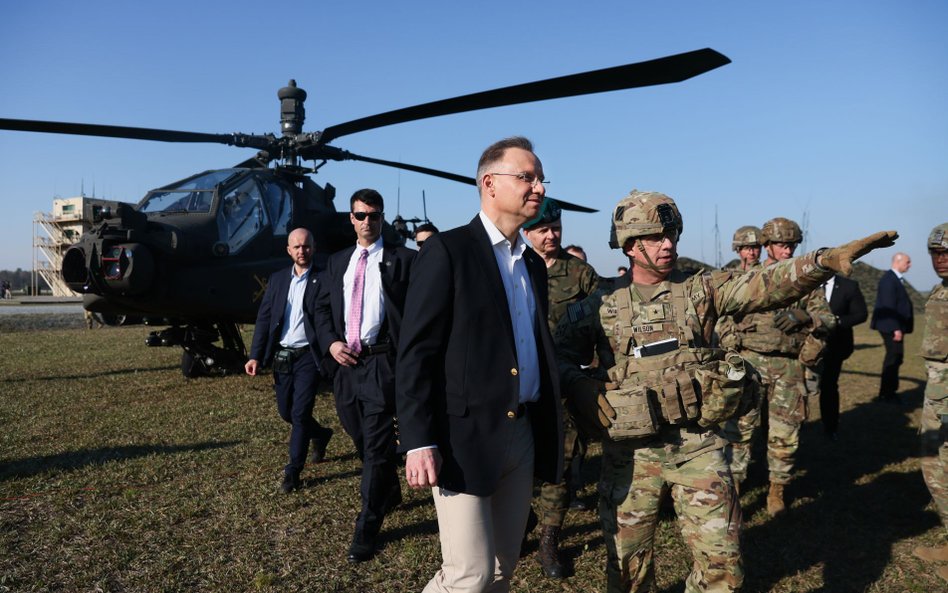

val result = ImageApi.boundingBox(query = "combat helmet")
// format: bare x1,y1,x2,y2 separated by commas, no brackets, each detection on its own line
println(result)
732,225,762,252
927,222,948,252
761,217,802,245
609,190,683,249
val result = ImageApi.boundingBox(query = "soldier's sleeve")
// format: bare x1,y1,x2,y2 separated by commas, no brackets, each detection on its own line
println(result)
804,286,836,336
711,251,833,319
554,290,613,386
582,263,600,296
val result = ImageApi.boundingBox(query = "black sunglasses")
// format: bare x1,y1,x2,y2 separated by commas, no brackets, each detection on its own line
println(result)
352,211,383,222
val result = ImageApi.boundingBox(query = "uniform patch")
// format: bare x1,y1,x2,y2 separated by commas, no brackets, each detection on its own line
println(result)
567,301,590,323
632,324,660,333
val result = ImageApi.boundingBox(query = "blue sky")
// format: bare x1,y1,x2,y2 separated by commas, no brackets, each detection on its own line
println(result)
1,1,945,288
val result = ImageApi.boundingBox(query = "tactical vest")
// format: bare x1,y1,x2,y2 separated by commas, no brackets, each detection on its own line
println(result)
603,276,755,440
921,284,948,362
733,306,808,355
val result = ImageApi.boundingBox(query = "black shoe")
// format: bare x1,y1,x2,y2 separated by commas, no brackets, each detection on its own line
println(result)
281,472,300,494
347,538,376,563
311,426,334,463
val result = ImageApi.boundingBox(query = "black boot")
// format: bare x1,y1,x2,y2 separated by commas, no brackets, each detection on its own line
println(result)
311,426,334,463
538,526,565,579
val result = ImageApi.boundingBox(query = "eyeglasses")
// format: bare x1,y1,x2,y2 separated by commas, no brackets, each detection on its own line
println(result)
352,211,383,222
490,172,548,188
639,230,679,246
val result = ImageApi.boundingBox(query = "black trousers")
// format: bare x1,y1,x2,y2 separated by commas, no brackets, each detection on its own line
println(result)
878,331,904,399
819,350,845,434
273,352,322,475
333,354,400,543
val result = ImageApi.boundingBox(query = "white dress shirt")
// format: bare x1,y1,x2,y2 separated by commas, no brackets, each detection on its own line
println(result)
343,237,386,346
478,211,540,403
824,275,836,304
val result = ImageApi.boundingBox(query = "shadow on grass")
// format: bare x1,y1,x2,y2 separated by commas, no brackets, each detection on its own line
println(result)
0,364,181,383
0,440,240,481
739,379,935,592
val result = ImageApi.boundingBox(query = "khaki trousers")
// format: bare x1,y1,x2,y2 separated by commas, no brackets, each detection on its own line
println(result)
423,414,535,593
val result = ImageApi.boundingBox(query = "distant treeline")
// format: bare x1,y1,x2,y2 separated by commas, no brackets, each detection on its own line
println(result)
0,269,31,291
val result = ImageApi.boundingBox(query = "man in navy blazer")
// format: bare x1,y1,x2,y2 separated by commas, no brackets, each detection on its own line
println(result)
314,188,416,563
871,252,914,402
245,228,333,493
396,137,563,592
820,274,868,438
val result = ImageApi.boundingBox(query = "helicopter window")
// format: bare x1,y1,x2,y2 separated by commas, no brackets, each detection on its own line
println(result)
140,190,215,213
139,170,237,213
264,183,292,236
218,180,268,253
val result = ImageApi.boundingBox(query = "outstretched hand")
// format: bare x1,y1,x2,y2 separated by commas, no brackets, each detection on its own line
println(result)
818,231,898,276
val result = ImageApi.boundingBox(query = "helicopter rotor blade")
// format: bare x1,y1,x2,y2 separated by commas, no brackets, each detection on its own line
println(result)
0,118,281,154
335,149,597,213
0,118,237,144
318,48,730,145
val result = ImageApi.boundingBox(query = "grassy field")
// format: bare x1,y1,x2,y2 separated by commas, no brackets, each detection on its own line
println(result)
0,319,943,593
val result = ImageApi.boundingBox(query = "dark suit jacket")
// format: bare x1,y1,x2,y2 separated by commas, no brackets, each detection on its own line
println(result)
871,269,914,334
826,275,868,360
248,265,322,367
395,216,564,497
313,242,416,405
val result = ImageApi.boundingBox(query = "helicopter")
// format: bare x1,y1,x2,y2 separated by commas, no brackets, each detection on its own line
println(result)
0,48,730,377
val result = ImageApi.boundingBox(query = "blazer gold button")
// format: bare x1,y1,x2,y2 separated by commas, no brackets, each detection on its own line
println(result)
510,368,518,376
507,410,516,419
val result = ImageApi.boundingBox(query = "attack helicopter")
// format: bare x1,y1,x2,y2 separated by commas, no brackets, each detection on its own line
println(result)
0,48,730,377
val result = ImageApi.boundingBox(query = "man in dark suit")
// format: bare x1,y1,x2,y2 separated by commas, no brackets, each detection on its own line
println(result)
314,188,416,563
396,136,563,592
871,252,914,402
819,274,868,438
245,228,333,493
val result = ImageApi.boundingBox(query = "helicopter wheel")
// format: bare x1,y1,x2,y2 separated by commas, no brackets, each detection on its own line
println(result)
180,351,210,378
99,313,127,326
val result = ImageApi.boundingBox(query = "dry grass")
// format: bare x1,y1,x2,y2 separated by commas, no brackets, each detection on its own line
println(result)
0,321,942,592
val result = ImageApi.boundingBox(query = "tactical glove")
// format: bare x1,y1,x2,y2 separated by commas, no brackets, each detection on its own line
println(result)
774,309,811,333
566,376,617,438
819,231,899,276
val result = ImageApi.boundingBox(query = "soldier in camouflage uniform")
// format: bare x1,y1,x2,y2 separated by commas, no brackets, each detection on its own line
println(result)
722,218,836,516
523,199,600,578
717,227,763,352
554,190,895,593
728,226,763,272
912,222,948,583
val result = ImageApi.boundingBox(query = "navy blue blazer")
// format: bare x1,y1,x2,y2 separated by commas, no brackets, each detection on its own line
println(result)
395,216,563,497
871,269,914,334
248,264,322,367
313,242,416,372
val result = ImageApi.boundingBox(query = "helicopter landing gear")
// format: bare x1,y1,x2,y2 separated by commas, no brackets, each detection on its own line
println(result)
145,322,247,378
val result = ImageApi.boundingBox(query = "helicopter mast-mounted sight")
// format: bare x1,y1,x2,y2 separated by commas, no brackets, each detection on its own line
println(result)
278,79,307,138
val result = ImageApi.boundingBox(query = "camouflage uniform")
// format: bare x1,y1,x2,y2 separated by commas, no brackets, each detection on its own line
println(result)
921,224,948,537
537,249,600,528
556,192,834,593
723,220,836,491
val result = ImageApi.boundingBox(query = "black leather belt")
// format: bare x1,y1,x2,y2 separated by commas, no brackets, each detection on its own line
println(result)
360,341,392,356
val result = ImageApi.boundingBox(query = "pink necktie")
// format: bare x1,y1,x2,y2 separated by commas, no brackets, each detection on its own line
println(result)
347,249,368,353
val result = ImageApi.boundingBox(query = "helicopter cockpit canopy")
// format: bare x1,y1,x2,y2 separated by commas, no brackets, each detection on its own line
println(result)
139,169,237,214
